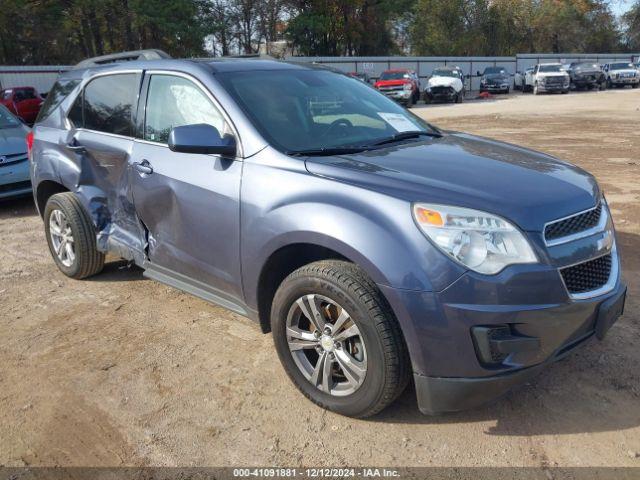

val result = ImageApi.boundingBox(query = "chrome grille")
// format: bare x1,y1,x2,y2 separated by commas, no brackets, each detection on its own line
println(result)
0,152,28,167
545,204,602,242
560,254,612,294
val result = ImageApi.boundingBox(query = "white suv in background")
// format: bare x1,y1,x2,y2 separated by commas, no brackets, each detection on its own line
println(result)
525,63,570,94
603,62,639,89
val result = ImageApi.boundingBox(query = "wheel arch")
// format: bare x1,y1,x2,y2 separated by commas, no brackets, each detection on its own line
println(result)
255,239,388,334
35,180,69,217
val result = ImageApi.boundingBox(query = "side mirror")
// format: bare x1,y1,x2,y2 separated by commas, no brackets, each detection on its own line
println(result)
476,70,481,76
168,123,236,156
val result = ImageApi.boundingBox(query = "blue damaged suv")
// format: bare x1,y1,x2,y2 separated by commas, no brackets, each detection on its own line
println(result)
29,52,626,417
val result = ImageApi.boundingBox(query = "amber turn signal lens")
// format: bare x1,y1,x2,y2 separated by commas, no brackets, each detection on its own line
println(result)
414,207,443,226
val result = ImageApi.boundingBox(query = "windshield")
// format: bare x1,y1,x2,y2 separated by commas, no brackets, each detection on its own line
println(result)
432,69,459,78
483,67,506,75
611,63,633,70
0,105,21,128
539,65,563,73
379,71,409,80
217,69,437,154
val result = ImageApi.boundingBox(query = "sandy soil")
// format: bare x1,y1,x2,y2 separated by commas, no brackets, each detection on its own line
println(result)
0,87,639,468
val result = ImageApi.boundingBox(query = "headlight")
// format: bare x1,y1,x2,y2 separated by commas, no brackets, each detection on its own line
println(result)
412,204,537,274
403,83,413,91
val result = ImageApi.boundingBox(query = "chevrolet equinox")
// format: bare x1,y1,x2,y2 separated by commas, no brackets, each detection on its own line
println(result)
29,55,627,417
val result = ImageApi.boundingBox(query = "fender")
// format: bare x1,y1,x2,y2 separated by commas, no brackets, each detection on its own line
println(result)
240,148,467,313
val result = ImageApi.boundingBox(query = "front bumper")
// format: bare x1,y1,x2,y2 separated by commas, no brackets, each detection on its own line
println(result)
0,157,32,199
480,84,509,92
538,82,569,92
610,77,639,85
378,244,626,414
379,90,413,103
414,283,625,414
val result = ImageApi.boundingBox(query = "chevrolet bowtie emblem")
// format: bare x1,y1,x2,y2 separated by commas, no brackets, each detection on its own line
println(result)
597,230,613,252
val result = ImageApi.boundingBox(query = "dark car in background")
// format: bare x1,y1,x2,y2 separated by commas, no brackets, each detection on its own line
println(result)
479,66,510,94
0,104,31,199
30,53,626,418
565,62,606,90
0,86,44,125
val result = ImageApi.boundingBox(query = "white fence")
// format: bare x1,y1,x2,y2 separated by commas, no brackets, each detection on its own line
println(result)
0,65,70,94
288,53,640,91
2,52,639,94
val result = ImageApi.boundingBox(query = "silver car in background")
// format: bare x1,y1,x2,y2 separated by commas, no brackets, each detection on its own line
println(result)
0,105,31,199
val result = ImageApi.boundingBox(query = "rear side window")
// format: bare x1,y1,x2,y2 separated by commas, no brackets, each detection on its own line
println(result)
82,73,140,136
36,79,80,123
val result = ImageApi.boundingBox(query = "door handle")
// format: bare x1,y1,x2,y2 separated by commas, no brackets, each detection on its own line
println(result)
66,139,85,151
133,160,153,175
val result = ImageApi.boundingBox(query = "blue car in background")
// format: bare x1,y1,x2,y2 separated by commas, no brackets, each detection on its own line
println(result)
0,104,31,199
29,53,626,417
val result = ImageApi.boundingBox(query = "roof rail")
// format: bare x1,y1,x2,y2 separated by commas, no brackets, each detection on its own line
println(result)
73,49,171,69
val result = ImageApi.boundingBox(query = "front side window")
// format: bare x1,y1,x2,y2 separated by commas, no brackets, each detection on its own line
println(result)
144,74,228,144
82,73,140,136
217,69,437,153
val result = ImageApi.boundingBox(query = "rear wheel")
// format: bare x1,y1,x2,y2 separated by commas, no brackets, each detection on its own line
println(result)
271,260,410,418
44,192,105,279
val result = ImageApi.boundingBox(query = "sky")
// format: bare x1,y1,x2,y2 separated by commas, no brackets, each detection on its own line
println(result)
609,0,633,17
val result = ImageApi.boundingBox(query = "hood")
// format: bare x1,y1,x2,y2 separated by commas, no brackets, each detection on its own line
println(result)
304,133,598,231
375,79,410,88
483,73,509,81
427,76,462,89
537,71,569,78
0,125,29,156
611,68,637,75
572,66,601,74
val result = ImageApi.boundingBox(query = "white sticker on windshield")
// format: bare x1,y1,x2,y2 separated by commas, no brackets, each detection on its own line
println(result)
377,112,419,132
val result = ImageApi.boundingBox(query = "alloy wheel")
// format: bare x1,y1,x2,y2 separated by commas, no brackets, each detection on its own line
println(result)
286,294,367,396
49,209,75,267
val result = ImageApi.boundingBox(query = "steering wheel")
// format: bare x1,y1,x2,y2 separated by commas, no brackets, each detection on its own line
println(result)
319,118,354,139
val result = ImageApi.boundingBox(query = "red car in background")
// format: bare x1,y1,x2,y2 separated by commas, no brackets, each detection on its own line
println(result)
0,87,44,125
373,69,421,107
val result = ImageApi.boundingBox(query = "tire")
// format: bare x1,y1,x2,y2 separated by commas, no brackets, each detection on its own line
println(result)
600,81,606,91
405,96,413,108
270,260,410,418
44,192,105,279
633,84,639,89
607,79,612,89
533,82,539,95
561,89,569,94
455,91,463,103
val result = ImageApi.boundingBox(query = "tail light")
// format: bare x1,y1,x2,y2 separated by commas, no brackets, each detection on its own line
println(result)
26,131,34,160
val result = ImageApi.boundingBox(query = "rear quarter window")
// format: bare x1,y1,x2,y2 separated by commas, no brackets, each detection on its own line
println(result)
36,79,80,123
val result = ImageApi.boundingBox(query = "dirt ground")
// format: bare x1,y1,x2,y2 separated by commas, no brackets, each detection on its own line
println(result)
1,88,639,468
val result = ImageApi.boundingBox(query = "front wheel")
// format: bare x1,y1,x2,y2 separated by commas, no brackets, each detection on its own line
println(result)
271,260,410,418
455,91,463,103
533,82,539,95
44,192,105,279
632,84,639,89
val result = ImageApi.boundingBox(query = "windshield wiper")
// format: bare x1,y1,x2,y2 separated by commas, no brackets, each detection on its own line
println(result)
286,146,368,157
367,130,442,147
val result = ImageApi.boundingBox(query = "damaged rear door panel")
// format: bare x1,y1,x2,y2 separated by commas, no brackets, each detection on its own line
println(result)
63,71,147,263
